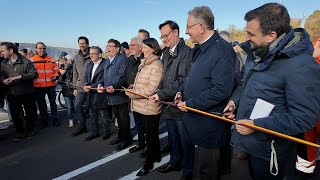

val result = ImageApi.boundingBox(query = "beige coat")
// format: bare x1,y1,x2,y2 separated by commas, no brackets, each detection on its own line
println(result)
127,55,164,115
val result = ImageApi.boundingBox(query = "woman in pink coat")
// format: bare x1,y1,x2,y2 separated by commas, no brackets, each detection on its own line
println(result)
126,38,164,176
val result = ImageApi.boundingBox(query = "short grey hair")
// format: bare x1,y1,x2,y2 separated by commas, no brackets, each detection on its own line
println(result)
188,6,214,30
131,36,143,46
90,46,102,54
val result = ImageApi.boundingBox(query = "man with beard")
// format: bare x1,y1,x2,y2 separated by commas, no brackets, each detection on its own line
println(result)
124,36,147,154
72,36,91,136
224,3,320,179
31,42,59,127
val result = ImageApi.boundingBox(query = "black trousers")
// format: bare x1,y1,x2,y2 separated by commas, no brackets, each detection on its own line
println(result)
132,112,146,146
0,87,5,108
112,103,131,143
193,147,220,180
137,113,160,164
7,94,37,133
35,87,58,122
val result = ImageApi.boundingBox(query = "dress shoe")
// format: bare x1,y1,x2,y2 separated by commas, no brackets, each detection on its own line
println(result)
158,162,181,173
85,134,100,141
136,163,154,176
102,133,111,141
160,144,171,154
220,160,231,174
13,132,24,142
129,144,145,153
26,131,36,140
180,173,192,180
109,137,120,145
140,148,147,158
72,128,88,136
116,142,131,151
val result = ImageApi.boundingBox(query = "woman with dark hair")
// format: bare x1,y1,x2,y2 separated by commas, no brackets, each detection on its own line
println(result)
125,38,164,176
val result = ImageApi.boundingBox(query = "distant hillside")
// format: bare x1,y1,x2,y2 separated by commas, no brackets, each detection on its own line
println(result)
1,42,78,60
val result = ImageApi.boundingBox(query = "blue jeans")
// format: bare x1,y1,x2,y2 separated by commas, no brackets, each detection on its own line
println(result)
166,119,183,166
74,92,87,129
35,86,58,122
64,95,74,120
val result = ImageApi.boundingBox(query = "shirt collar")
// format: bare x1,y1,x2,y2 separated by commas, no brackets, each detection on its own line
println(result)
93,58,102,65
109,55,116,62
170,42,178,53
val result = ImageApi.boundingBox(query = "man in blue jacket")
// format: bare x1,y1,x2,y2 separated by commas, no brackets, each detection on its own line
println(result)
97,39,131,151
176,6,236,180
224,3,320,179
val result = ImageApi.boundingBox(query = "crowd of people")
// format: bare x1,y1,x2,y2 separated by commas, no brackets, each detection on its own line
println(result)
1,2,320,180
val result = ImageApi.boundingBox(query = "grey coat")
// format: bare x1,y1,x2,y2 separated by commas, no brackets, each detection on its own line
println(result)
73,48,91,93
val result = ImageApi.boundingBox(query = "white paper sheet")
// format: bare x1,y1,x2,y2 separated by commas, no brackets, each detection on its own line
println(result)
249,98,275,119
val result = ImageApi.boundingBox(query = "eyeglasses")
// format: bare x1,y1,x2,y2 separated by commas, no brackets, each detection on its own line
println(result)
160,30,174,40
129,44,138,47
37,48,46,50
89,52,100,55
186,23,201,30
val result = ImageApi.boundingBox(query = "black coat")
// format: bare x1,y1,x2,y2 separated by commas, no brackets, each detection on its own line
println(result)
84,59,108,109
157,38,192,120
58,64,74,96
0,55,38,96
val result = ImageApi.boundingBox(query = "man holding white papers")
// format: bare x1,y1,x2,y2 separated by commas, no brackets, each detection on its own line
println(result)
224,3,320,180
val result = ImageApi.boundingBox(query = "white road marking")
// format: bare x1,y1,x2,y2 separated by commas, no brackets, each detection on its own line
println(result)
53,132,168,180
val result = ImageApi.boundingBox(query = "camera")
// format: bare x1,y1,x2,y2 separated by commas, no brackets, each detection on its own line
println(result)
59,64,65,69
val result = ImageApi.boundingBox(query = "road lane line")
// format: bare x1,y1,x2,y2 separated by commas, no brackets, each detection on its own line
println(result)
118,155,170,180
53,132,168,180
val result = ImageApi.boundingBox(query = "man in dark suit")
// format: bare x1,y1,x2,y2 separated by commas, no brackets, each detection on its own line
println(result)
82,46,111,141
98,39,131,151
150,20,193,175
177,6,236,180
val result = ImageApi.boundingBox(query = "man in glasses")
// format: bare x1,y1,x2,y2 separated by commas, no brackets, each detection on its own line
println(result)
82,46,110,141
176,6,236,180
31,42,60,128
123,36,147,155
98,39,131,151
150,20,193,176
